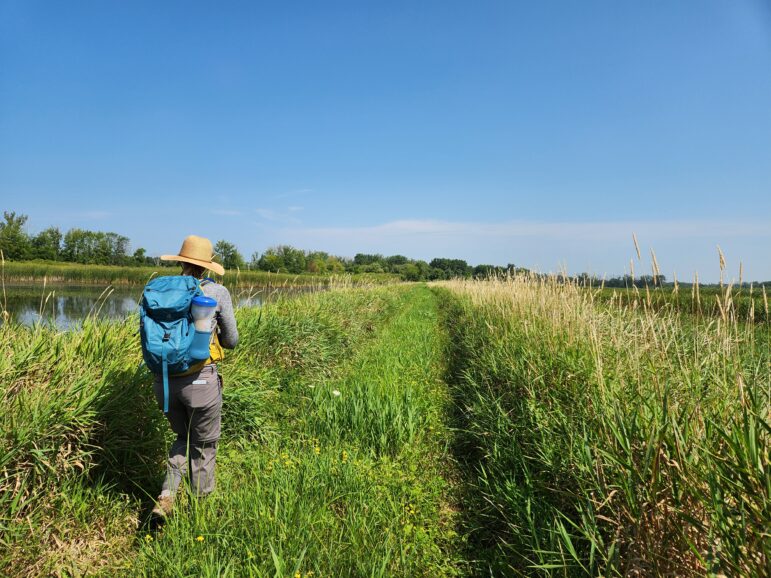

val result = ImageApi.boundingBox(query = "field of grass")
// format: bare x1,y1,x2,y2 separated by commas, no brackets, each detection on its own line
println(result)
434,276,769,576
1,260,397,286
0,284,464,576
1,277,767,576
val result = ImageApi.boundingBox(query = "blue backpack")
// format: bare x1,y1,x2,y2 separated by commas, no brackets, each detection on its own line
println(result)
139,275,205,413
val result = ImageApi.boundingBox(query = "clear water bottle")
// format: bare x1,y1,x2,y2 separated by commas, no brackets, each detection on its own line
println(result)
191,296,217,331
190,295,217,360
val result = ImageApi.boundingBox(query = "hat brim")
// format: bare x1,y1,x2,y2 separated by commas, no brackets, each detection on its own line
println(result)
160,254,225,276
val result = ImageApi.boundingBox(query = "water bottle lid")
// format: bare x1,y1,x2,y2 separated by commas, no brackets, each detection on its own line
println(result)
192,296,217,307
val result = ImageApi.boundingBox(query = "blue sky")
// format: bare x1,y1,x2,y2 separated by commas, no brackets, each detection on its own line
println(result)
1,0,770,281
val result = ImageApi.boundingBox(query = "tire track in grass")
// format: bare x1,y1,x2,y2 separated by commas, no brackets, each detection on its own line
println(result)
130,285,467,577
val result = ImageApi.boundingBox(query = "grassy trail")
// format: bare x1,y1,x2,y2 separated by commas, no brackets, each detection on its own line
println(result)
128,285,464,576
5,279,765,575
0,286,402,575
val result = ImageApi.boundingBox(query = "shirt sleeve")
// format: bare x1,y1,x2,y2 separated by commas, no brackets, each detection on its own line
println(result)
216,287,239,349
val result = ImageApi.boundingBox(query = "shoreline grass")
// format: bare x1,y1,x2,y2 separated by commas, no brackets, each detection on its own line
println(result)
1,260,398,287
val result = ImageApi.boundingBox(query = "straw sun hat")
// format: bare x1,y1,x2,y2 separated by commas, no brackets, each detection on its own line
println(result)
161,235,225,276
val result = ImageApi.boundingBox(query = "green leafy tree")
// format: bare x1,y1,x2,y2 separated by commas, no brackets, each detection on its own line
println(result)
353,253,385,269
281,246,307,274
0,211,31,260
264,253,284,272
385,255,408,272
326,256,345,273
257,248,284,272
31,226,62,261
474,264,504,278
133,247,148,265
429,258,472,278
62,228,88,262
428,267,447,280
306,251,330,274
258,245,306,274
95,232,129,265
214,240,245,270
414,260,431,280
361,262,385,273
62,229,129,265
401,263,421,281
306,257,325,274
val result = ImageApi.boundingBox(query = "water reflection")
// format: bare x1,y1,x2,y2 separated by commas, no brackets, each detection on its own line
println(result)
2,284,306,329
16,295,139,328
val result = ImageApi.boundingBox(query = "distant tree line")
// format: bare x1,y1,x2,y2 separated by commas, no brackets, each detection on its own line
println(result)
0,211,158,266
571,272,668,288
8,211,765,285
0,211,528,281
566,272,770,289
339,254,524,281
236,245,526,281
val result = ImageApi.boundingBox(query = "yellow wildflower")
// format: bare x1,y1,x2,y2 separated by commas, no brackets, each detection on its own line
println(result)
314,446,320,455
144,534,153,543
341,450,348,463
196,535,204,542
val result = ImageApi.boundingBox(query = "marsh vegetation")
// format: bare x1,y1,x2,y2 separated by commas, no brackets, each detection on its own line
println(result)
1,275,767,576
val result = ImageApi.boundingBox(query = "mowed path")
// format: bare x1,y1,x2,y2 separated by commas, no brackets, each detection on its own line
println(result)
130,286,466,577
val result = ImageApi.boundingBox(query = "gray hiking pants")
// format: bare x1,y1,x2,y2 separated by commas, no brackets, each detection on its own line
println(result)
153,364,222,497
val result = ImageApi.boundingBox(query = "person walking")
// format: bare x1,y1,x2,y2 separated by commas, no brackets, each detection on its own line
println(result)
150,235,238,519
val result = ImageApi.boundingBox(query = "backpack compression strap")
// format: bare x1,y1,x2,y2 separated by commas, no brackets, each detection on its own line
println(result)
162,333,170,414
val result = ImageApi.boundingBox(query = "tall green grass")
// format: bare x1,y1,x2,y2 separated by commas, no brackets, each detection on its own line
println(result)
127,286,464,577
0,285,407,575
434,276,769,576
0,318,165,575
7,269,763,576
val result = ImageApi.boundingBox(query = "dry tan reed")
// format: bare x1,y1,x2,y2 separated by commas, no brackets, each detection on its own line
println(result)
435,272,768,575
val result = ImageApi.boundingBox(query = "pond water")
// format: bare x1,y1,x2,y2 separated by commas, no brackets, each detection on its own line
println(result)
1,283,305,329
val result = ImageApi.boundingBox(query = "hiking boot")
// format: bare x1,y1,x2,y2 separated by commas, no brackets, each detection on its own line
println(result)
151,495,174,519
